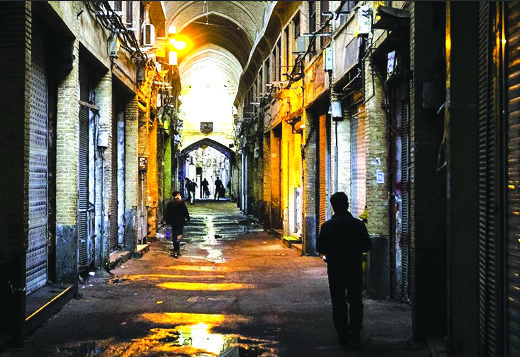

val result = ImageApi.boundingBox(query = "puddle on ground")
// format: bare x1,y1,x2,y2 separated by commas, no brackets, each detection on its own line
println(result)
49,322,278,356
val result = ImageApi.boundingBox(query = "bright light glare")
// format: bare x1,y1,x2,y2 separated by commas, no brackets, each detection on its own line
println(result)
173,40,186,50
159,282,255,291
139,312,250,325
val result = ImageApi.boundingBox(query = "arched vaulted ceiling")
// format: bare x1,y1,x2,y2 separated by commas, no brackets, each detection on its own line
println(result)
148,1,301,152
161,1,272,95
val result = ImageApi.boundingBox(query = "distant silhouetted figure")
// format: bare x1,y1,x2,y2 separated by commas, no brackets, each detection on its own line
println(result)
185,178,192,203
165,191,190,258
186,178,197,205
317,192,372,347
214,177,223,200
201,178,210,199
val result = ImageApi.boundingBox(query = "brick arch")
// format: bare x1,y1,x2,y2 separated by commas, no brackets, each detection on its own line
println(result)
180,138,235,162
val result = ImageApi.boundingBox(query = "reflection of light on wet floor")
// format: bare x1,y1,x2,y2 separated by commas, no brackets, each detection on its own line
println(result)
134,313,277,356
141,312,238,325
109,273,226,283
202,216,228,263
159,281,255,291
51,318,278,356
158,265,250,272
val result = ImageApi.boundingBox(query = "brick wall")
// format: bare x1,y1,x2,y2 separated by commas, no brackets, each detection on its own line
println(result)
96,72,113,263
125,97,139,209
124,96,138,249
364,57,390,237
56,40,80,226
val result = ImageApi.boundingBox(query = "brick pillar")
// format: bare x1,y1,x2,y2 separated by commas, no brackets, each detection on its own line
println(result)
96,72,112,266
364,55,391,299
125,96,138,251
55,38,80,285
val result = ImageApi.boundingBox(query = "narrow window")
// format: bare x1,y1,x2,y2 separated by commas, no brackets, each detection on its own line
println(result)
113,0,122,11
320,1,331,47
126,1,133,26
309,1,317,34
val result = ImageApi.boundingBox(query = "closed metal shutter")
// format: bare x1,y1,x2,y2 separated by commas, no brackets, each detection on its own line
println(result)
350,112,366,219
78,66,95,270
506,3,520,355
78,106,91,268
401,101,411,303
117,119,126,247
477,2,498,355
27,25,48,295
318,114,327,227
109,113,118,251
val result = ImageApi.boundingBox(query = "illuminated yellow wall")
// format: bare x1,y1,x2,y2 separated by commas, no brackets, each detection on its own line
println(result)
267,80,304,237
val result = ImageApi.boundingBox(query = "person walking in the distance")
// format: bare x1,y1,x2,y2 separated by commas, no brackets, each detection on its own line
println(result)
165,191,190,258
201,178,210,199
317,192,372,347
185,178,192,203
214,176,223,200
187,178,197,205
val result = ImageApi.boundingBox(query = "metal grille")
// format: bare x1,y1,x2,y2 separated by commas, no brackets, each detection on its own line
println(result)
506,3,520,355
401,102,411,303
477,3,498,355
27,27,48,295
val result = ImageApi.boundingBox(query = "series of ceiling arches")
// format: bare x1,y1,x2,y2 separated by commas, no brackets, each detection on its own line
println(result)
149,1,301,156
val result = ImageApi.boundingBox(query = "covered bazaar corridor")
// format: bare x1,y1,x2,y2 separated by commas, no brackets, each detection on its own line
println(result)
1,2,520,357
10,201,428,357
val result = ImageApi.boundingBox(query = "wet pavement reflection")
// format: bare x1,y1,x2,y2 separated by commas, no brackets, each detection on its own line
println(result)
43,202,278,357
49,325,276,357
10,201,427,357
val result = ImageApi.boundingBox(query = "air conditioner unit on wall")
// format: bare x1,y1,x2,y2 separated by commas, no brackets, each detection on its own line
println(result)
142,23,155,47
296,36,309,53
357,5,372,35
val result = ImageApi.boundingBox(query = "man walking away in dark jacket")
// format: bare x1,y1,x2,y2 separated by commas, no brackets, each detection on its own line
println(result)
165,191,190,258
317,192,372,347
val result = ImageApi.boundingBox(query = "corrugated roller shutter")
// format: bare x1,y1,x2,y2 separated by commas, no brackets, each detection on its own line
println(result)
109,112,118,251
350,112,366,219
477,2,498,355
506,3,520,355
78,107,89,268
401,102,411,303
318,114,327,227
27,26,48,295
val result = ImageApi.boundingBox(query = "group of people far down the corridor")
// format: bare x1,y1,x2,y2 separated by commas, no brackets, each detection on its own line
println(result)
184,176,229,202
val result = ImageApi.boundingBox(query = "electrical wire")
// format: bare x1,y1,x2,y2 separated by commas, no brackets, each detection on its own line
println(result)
84,1,146,62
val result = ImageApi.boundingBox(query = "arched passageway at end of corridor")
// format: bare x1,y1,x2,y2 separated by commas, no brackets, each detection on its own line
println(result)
179,138,236,202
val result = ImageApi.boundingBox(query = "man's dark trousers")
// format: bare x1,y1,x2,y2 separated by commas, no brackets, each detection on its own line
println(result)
327,263,364,340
